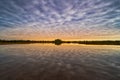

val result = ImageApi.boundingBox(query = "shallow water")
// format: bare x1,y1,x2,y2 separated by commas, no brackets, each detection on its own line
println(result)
0,44,120,80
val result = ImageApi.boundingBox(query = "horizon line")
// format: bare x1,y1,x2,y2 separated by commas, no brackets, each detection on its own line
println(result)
0,39,120,41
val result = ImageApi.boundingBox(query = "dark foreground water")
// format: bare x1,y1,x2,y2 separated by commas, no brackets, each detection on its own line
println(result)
0,44,120,80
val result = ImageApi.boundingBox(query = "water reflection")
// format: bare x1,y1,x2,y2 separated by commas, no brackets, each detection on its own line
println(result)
0,44,120,80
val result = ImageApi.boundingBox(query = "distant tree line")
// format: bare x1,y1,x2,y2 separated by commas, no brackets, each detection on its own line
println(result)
0,39,120,45
0,39,54,44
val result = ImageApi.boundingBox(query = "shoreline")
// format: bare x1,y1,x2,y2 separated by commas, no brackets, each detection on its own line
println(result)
0,40,120,45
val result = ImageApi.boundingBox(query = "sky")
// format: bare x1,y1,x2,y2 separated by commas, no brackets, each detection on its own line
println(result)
0,0,120,40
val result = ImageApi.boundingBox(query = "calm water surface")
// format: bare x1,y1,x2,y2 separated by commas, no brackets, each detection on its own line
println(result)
0,44,120,80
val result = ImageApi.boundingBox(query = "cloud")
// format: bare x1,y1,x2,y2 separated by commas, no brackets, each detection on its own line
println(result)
0,0,120,39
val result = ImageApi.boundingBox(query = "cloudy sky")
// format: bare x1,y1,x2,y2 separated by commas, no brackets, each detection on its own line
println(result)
0,0,120,40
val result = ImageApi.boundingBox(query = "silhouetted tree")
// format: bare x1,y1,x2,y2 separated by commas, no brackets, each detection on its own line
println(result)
54,39,62,45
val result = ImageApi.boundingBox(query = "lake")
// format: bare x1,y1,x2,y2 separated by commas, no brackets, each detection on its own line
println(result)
0,44,120,80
